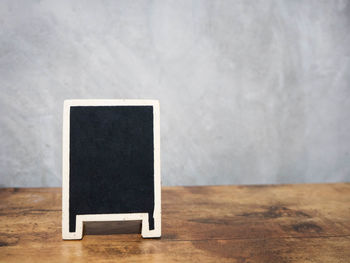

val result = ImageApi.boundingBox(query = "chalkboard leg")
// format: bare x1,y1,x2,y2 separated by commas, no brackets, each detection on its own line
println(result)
141,213,161,238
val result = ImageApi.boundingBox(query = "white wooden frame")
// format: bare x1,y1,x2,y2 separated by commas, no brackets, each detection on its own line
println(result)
62,99,161,239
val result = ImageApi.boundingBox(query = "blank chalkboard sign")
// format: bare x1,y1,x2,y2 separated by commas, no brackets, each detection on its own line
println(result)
62,100,161,239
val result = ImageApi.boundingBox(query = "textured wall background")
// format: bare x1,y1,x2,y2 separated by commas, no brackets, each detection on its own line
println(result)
1,0,350,187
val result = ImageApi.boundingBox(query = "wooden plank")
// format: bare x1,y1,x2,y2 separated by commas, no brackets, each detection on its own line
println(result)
1,236,350,263
0,184,350,262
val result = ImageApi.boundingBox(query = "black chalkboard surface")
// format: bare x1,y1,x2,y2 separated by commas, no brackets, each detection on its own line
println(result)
62,100,161,240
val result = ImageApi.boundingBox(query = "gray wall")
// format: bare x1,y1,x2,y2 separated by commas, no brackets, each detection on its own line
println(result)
1,0,350,187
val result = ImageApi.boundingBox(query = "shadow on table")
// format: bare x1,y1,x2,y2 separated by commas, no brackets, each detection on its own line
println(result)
83,220,142,235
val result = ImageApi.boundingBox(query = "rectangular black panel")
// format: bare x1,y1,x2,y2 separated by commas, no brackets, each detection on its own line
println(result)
69,106,155,232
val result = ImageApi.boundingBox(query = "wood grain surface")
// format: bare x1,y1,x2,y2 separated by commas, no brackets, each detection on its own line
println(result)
0,184,350,262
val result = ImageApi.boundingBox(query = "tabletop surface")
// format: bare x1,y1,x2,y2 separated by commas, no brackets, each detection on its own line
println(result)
0,183,350,262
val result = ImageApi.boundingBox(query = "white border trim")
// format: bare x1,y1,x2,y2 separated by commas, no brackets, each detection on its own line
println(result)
62,99,161,239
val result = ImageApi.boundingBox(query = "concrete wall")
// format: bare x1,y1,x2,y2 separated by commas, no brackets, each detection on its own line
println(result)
1,0,350,187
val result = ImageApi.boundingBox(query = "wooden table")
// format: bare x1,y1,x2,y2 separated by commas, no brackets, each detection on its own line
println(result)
1,184,350,262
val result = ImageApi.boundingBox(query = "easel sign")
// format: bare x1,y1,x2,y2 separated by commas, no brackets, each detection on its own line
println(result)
62,100,161,240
